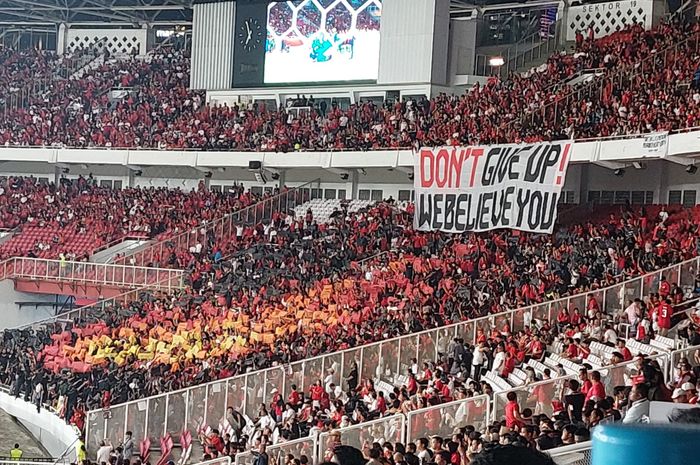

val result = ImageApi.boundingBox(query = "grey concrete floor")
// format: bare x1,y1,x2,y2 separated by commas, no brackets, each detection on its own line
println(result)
0,408,49,459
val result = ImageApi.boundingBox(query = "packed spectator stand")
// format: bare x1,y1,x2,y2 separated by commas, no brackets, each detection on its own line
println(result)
2,185,700,465
0,19,696,151
0,175,263,260
0,10,700,465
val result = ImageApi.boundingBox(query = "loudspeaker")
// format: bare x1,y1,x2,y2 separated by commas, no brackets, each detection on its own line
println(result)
248,160,262,170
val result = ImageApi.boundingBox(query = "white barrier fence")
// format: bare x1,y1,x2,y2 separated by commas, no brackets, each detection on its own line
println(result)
86,255,700,452
221,348,686,465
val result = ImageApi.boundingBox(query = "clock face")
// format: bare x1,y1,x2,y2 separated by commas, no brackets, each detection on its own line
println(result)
237,17,264,52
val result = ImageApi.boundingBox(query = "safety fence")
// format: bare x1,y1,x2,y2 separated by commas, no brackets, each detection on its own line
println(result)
0,256,184,290
548,441,592,465
85,255,700,453
115,180,321,267
491,353,670,422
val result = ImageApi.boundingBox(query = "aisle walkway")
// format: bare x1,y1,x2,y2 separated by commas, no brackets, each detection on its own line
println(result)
0,408,48,459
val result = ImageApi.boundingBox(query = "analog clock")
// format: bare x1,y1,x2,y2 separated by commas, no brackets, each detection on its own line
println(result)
237,17,264,52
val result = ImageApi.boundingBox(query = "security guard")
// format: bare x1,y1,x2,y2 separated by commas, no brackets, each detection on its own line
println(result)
10,444,23,460
77,437,86,463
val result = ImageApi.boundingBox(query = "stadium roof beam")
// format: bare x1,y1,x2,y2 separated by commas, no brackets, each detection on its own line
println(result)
0,0,192,26
0,1,66,23
594,161,627,171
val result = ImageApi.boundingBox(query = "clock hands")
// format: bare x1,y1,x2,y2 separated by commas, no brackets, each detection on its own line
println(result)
241,18,260,49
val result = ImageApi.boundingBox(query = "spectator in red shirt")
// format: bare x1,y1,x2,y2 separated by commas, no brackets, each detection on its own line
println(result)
501,352,516,378
578,368,593,395
504,391,525,430
288,384,302,407
616,340,633,361
656,298,674,336
658,276,671,299
585,371,607,407
309,381,324,408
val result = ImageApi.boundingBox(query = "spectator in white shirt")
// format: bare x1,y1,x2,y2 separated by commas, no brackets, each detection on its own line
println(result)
491,344,506,376
623,383,650,424
410,358,419,375
472,342,486,382
603,324,618,345
625,300,641,327
96,440,112,465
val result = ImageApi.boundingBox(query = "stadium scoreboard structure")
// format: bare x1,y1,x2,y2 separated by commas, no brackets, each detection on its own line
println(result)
191,0,451,90
226,0,383,87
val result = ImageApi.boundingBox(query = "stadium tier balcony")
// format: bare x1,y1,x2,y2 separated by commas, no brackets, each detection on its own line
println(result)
1,197,700,463
0,21,695,151
10,250,698,465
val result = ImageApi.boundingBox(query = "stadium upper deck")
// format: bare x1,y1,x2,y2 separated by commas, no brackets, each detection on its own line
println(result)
0,2,698,465
0,19,696,151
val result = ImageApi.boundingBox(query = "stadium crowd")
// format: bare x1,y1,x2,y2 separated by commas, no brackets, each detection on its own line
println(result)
0,12,700,465
1,194,699,440
192,353,700,464
75,291,700,465
0,176,262,260
0,19,695,150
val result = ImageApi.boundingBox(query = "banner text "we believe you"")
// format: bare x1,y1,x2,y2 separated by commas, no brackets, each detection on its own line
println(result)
414,142,572,234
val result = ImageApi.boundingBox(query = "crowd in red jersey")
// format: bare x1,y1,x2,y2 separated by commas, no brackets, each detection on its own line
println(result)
0,21,695,151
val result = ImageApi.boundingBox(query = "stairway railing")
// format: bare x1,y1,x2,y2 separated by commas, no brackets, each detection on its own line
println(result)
474,17,563,77
0,256,184,292
114,179,321,267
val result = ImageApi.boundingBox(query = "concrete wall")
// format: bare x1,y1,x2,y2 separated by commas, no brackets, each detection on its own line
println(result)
0,279,59,330
0,390,78,461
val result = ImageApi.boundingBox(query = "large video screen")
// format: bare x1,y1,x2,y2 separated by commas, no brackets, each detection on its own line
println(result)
264,0,382,84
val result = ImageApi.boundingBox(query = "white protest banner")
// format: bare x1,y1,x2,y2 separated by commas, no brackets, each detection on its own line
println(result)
641,131,669,156
414,142,573,234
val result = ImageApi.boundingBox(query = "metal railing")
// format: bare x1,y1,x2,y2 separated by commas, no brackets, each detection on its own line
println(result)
234,436,316,465
406,394,490,443
12,275,182,331
194,457,232,465
84,255,700,454
232,349,675,465
474,18,562,77
491,353,670,422
319,415,405,462
115,180,321,267
669,343,700,384
548,441,592,465
0,256,185,291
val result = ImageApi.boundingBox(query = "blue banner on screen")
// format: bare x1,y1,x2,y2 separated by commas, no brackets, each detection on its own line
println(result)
264,0,382,84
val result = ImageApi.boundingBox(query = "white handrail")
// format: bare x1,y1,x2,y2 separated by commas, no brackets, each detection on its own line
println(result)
83,255,697,437
0,256,185,290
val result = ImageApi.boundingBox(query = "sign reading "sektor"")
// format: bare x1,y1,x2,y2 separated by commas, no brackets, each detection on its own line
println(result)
413,142,572,234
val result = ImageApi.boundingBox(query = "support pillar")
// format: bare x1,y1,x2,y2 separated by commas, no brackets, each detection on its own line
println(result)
57,23,68,55
350,169,360,200
277,169,286,190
